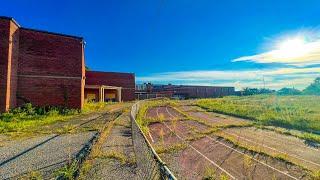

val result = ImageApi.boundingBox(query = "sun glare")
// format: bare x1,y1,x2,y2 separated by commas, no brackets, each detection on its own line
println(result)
274,37,308,59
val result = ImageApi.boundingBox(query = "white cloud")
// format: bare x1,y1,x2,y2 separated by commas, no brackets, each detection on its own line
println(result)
233,31,320,66
137,67,320,90
137,29,320,90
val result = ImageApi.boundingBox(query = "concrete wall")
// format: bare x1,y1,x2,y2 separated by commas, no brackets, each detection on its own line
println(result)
85,71,135,101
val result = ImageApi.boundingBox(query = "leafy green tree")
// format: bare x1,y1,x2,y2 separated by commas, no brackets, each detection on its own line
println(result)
241,88,274,96
277,87,301,95
303,77,320,95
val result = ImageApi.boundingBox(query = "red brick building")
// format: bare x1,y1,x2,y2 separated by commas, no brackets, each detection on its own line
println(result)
85,71,135,102
0,16,135,112
136,83,235,100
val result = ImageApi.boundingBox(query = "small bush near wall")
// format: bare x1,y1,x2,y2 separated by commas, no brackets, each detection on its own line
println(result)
0,103,79,122
0,103,80,134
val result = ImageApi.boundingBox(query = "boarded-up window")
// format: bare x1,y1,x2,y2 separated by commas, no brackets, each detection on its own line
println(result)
87,93,96,101
106,93,116,99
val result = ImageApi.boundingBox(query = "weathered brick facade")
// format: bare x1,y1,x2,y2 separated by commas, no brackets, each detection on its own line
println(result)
0,16,135,112
0,17,20,112
136,83,235,99
17,28,85,109
85,71,135,101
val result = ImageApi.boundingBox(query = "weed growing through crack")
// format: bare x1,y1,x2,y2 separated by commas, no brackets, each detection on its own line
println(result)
311,170,320,180
101,150,135,166
55,161,78,180
171,117,178,132
158,113,165,122
78,113,119,178
219,173,229,180
78,161,92,178
91,120,115,158
155,142,188,154
22,170,43,180
202,166,216,180
102,151,127,164
243,155,254,177
159,128,165,145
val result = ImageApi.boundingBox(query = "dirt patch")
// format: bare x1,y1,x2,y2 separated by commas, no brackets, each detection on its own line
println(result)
164,106,186,119
179,120,210,133
148,122,181,145
145,107,158,120
161,147,228,180
146,106,186,120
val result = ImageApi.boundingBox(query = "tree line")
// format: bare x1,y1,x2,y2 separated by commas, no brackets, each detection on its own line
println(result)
240,77,320,96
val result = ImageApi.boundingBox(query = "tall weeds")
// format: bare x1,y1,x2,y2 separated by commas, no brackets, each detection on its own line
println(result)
196,95,320,133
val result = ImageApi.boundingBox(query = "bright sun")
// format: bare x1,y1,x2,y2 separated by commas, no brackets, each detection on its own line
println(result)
274,37,308,59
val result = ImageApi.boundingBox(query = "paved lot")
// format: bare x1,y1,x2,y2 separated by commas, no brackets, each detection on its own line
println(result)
0,109,125,179
0,132,96,179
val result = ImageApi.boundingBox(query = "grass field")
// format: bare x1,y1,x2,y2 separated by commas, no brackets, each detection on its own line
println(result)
196,95,320,133
0,102,128,136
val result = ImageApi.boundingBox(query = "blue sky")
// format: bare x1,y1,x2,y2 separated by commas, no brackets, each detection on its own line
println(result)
2,0,320,90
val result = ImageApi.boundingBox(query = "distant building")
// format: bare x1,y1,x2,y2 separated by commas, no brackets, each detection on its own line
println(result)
136,83,235,100
0,16,135,112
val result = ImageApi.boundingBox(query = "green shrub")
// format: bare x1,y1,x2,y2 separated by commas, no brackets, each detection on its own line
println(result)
0,103,80,134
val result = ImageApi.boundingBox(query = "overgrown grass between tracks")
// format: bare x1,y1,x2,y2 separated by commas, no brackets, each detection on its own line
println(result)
155,142,188,154
78,110,135,179
136,98,178,134
78,115,117,178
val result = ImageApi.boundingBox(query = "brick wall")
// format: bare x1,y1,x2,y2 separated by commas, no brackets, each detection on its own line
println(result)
17,28,85,108
0,18,10,112
0,18,19,112
85,71,135,101
1,16,136,112
174,86,235,98
9,21,19,109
